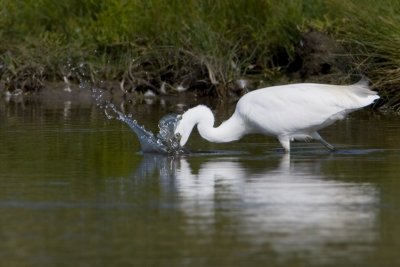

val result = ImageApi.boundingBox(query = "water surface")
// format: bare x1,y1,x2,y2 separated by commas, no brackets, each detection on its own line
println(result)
0,93,400,267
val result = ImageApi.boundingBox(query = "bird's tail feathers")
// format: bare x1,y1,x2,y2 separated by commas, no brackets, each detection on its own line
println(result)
350,77,379,97
355,76,369,87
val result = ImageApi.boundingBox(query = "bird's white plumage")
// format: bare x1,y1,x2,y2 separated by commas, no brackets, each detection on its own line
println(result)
175,80,379,151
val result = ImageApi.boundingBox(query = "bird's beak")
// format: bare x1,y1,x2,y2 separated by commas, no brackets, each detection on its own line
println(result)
175,132,181,142
174,120,186,146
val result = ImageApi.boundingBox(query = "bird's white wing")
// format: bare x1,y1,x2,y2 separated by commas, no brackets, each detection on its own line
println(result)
236,83,376,136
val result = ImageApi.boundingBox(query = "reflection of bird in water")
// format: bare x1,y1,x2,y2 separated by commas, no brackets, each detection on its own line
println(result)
120,153,378,264
175,79,379,152
174,154,379,264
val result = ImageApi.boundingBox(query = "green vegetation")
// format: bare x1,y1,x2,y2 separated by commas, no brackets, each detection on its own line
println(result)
0,0,399,108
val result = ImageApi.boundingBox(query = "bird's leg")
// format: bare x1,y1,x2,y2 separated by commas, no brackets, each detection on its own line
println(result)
311,132,335,151
278,136,291,152
319,138,336,151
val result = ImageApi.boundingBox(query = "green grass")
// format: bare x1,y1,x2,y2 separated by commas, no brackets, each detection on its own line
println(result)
0,0,399,109
329,0,400,109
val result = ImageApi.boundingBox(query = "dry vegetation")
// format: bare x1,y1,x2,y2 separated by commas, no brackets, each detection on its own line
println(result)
0,0,399,109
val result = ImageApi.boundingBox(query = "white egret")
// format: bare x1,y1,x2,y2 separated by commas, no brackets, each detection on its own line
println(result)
174,79,379,152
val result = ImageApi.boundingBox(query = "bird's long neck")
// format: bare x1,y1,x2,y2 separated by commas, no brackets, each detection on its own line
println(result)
184,105,246,143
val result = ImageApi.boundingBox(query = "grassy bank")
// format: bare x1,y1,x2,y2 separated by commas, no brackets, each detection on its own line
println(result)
0,0,399,109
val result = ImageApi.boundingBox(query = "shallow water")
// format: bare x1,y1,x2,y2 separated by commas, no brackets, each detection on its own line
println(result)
1,94,400,267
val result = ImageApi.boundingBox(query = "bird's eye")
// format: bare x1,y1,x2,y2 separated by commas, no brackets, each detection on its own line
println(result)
175,133,181,140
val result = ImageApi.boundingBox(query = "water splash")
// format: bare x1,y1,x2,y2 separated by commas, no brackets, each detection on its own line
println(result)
93,88,186,155
65,61,185,154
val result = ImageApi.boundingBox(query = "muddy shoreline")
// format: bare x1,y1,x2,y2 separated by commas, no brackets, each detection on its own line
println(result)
0,32,361,97
0,31,395,111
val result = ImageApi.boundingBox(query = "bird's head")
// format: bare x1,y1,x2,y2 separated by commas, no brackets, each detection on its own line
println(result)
174,105,213,147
